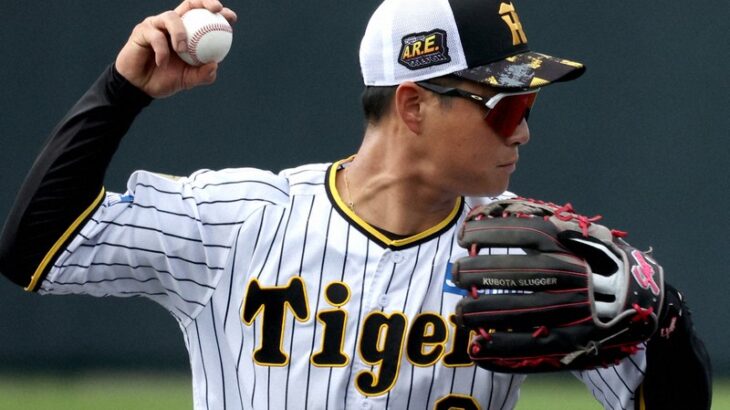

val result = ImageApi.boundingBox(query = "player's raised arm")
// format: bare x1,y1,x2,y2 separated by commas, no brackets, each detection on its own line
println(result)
0,1,236,290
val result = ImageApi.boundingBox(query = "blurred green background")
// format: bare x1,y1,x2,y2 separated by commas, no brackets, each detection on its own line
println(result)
0,0,728,408
0,373,728,409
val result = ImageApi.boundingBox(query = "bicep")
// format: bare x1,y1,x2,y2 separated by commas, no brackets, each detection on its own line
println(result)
39,168,288,321
40,188,228,321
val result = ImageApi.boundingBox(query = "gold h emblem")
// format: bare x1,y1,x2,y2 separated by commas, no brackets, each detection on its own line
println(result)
499,3,527,45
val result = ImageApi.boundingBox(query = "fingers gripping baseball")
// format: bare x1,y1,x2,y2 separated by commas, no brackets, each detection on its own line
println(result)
175,0,237,21
115,1,236,98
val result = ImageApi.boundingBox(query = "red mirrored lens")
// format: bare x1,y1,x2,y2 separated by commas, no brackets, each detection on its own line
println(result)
485,93,538,137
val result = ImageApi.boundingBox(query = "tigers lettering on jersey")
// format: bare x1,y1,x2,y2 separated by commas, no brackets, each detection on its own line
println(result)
241,277,310,366
311,281,351,366
241,277,474,396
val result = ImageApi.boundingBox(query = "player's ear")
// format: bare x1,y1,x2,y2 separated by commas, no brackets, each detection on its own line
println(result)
394,82,426,134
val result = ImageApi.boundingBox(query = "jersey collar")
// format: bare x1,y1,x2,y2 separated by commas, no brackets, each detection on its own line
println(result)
325,158,463,250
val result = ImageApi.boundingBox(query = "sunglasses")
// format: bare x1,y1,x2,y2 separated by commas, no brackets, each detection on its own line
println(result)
416,81,539,138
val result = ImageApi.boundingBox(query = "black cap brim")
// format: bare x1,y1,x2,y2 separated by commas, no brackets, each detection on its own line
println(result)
452,51,586,90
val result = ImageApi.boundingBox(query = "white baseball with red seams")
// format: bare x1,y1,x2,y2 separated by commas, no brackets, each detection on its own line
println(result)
177,9,233,66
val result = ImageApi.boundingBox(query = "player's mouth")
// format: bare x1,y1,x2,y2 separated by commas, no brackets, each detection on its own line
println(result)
498,158,518,173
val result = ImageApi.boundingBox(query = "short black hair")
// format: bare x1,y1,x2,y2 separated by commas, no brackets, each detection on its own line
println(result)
361,85,397,124
360,77,461,125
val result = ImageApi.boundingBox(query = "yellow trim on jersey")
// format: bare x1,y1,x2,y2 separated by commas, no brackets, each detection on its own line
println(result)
328,159,462,248
311,281,352,368
25,188,106,292
355,311,409,396
405,312,449,367
639,383,646,410
434,393,481,409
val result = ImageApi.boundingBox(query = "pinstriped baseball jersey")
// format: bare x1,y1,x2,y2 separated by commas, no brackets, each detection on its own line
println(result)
39,159,646,409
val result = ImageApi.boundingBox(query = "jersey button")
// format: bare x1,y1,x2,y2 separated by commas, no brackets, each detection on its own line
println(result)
361,401,371,410
378,295,389,307
391,251,405,263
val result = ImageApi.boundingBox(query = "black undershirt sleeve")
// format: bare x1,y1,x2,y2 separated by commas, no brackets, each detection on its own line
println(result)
0,64,152,290
639,284,713,409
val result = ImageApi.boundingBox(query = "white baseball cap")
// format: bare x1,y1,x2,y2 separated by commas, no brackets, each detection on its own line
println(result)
359,0,585,89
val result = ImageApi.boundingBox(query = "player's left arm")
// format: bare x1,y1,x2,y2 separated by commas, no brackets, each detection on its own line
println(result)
451,198,712,409
637,283,712,409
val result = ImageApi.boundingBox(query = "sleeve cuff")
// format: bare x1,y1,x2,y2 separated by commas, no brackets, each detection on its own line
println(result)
107,63,154,110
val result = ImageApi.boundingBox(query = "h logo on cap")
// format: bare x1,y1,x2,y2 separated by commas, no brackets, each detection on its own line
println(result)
499,2,527,46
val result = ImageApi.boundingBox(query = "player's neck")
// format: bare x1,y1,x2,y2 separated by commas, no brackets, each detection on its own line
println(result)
337,129,460,237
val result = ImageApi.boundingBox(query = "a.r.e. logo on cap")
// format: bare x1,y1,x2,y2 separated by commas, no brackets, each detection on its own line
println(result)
398,29,450,70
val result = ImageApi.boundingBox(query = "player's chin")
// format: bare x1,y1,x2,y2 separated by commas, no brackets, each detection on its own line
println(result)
465,177,511,198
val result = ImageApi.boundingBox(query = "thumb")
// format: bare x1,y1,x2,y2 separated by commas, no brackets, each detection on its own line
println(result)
183,62,219,89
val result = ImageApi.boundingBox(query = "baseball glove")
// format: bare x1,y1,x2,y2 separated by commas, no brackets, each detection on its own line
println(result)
452,198,664,373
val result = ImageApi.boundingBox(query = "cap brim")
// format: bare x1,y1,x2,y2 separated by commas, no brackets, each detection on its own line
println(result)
452,51,585,90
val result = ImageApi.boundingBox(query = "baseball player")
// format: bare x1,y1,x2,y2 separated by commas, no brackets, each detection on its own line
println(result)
0,0,711,409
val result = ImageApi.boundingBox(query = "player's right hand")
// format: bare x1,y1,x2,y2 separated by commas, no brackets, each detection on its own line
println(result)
115,0,237,98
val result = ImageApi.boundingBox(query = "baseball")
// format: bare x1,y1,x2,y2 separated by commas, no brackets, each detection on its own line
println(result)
176,9,233,66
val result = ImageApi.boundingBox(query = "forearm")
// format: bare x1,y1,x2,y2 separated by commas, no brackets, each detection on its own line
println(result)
0,64,152,290
639,284,712,409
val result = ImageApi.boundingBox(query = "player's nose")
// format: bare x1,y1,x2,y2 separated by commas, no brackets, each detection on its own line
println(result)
506,119,530,146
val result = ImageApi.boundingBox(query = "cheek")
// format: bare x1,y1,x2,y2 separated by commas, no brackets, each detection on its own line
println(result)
465,133,502,164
